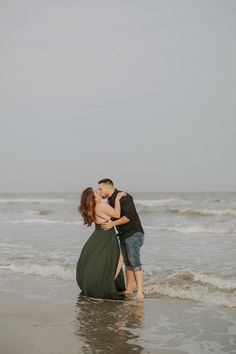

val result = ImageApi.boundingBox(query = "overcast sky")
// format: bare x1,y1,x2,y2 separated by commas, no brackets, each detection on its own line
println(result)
1,0,235,192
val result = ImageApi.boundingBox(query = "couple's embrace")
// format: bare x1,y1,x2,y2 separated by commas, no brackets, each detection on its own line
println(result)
76,178,145,301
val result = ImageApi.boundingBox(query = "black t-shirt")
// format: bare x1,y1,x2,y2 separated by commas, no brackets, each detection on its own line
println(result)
108,189,144,239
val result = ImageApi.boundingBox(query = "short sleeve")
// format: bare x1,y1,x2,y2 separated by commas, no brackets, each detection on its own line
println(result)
120,195,136,221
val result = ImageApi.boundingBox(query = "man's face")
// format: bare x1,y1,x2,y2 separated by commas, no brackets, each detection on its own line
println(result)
98,183,109,199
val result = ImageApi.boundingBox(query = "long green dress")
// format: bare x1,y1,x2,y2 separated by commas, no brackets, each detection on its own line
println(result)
76,222,126,300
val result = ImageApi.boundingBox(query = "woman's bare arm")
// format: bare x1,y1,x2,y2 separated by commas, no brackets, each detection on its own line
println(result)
113,192,126,218
96,192,126,219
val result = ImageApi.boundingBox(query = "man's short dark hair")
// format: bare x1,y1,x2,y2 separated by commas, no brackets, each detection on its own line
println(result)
98,178,114,186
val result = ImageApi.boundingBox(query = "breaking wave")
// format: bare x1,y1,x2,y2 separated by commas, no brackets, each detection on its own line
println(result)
1,262,235,307
0,263,75,280
0,218,82,224
144,269,236,307
0,198,66,204
167,208,236,217
161,226,236,234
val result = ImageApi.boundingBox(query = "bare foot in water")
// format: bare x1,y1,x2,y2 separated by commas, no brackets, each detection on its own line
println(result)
125,291,133,295
134,292,144,301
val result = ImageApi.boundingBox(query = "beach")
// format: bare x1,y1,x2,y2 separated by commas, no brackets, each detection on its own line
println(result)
0,191,236,353
0,270,236,354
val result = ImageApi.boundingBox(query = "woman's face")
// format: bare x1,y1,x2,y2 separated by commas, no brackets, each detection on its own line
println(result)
93,190,102,202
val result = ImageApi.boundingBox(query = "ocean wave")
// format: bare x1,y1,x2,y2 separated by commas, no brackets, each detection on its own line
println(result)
190,271,236,290
1,262,235,307
0,218,82,225
143,225,159,230
0,198,66,204
144,270,236,307
0,263,75,280
0,242,34,250
135,199,178,207
135,199,179,213
161,226,236,235
167,207,236,217
145,284,235,307
22,209,52,216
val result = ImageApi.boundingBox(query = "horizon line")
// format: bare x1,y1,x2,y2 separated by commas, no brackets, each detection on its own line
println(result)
0,190,235,194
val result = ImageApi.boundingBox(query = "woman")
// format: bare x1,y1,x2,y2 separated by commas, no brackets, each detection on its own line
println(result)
76,187,127,300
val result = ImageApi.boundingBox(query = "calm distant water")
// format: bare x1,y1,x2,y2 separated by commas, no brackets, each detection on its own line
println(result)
0,191,235,307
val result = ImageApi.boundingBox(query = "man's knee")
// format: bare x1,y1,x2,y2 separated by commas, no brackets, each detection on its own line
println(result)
128,256,143,271
121,232,144,271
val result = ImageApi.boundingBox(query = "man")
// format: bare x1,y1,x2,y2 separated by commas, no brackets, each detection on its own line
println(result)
98,178,145,300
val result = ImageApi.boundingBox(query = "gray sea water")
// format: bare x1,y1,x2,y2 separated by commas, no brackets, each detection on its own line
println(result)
0,191,235,307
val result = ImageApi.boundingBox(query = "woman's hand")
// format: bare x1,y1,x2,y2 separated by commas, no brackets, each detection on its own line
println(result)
116,192,126,200
101,219,114,230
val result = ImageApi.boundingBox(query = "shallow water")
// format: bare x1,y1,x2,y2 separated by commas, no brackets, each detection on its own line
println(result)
1,271,235,354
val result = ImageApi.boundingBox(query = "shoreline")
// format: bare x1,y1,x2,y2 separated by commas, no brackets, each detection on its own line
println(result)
0,270,236,354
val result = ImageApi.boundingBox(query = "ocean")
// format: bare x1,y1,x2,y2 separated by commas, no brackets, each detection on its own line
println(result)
0,191,235,308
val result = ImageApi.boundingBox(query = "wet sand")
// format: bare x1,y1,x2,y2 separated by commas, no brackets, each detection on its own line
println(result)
0,271,235,354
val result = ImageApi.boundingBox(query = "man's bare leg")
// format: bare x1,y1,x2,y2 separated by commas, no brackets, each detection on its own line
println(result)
134,270,144,300
125,268,135,294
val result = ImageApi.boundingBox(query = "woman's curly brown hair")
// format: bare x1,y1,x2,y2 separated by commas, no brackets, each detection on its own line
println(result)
78,187,96,226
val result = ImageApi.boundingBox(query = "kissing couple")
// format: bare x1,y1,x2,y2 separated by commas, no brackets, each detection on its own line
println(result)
76,178,145,301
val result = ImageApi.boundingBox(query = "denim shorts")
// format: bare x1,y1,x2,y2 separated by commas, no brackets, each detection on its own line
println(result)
120,232,144,272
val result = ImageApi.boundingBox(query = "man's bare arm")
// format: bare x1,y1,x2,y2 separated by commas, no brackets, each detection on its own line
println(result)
113,216,130,226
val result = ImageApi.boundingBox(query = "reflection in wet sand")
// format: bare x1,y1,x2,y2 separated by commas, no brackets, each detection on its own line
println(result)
74,295,144,353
